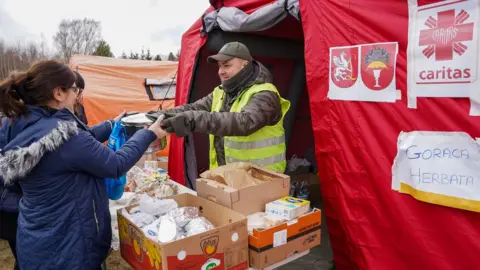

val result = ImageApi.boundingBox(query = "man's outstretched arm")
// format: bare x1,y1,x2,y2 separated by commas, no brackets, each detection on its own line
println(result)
162,91,282,137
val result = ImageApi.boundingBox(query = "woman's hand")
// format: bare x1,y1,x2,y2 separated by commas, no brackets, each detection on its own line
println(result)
148,114,170,139
114,110,126,123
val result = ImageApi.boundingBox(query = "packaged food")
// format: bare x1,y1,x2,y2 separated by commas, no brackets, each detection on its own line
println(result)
143,219,161,241
139,194,178,216
116,192,135,205
153,182,178,198
129,212,156,228
247,212,266,233
265,196,310,220
167,207,199,228
264,215,286,228
157,216,178,243
185,217,216,237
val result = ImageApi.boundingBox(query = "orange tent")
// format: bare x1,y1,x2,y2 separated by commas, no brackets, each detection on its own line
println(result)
69,55,177,156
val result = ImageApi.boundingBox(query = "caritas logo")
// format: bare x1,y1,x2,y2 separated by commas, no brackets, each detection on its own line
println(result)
415,1,478,85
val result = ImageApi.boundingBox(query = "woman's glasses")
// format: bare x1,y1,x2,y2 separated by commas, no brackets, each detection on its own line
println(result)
69,86,83,96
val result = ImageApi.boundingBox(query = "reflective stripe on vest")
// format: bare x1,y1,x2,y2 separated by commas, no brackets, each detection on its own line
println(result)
224,135,286,150
226,152,286,167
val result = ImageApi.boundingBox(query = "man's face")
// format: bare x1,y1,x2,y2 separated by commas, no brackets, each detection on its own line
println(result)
217,58,248,82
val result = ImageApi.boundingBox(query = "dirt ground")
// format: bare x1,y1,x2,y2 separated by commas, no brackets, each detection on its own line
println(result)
0,240,132,270
0,240,14,270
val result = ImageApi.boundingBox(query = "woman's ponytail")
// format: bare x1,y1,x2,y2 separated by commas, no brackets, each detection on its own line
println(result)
0,72,28,120
0,60,76,123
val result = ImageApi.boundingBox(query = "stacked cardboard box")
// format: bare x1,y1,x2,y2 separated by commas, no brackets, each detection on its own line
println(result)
197,164,322,269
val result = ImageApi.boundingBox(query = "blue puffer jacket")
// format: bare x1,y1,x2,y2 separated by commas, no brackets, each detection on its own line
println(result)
0,106,157,270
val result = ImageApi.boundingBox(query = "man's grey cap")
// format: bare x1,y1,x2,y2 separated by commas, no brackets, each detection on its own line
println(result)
207,42,252,63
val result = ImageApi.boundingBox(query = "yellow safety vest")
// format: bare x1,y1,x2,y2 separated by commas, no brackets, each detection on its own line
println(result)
209,83,290,172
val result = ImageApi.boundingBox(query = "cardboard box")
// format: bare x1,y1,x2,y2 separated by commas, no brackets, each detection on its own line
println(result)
197,164,291,216
265,196,310,220
118,193,249,270
248,209,321,269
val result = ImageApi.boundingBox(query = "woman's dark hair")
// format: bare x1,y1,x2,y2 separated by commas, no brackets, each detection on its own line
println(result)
0,60,76,120
74,71,85,89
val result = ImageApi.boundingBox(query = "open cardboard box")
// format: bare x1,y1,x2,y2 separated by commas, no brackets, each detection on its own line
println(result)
196,163,291,216
118,193,249,270
248,209,322,269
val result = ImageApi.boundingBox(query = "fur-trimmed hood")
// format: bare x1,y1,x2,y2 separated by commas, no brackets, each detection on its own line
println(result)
0,108,80,185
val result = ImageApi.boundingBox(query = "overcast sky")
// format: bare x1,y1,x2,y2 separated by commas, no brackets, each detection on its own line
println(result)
0,0,210,57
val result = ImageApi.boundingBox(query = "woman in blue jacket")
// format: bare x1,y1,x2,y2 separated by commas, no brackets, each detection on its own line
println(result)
0,60,168,269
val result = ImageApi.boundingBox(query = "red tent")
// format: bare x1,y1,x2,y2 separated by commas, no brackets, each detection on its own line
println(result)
169,0,480,269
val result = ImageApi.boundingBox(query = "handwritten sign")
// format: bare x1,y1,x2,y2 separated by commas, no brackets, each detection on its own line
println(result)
392,131,480,212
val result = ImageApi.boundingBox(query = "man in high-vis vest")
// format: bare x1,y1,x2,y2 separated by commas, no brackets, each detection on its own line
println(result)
148,42,290,172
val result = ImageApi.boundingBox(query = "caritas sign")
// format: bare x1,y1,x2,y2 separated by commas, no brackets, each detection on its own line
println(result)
407,0,479,106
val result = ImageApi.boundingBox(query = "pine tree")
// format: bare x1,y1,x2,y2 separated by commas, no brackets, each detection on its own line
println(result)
167,52,175,61
146,49,152,60
92,40,114,57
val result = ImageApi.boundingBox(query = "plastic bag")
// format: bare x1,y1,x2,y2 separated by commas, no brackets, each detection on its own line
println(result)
185,217,215,237
167,207,199,228
105,120,127,200
139,194,178,216
286,155,311,174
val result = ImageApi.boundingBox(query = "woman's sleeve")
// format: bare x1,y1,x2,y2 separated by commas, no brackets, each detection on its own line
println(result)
62,129,157,179
88,120,114,143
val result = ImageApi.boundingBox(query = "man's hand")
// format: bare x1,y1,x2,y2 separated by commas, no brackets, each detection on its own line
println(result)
113,110,126,123
161,112,194,137
145,110,171,122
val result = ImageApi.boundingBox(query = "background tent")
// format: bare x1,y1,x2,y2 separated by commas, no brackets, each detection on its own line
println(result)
69,55,178,156
169,0,480,269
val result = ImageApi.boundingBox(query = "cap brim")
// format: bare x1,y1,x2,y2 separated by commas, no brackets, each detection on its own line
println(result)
207,54,234,63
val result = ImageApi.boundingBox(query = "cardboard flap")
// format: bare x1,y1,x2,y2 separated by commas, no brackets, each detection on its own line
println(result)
282,177,290,188
196,179,239,208
229,190,240,203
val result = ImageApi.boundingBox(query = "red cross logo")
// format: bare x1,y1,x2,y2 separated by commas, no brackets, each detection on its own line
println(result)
419,9,474,61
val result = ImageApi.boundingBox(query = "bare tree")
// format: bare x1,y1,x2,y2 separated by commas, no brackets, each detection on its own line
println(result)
82,18,101,54
39,33,50,59
26,42,40,63
53,18,102,62
0,38,50,79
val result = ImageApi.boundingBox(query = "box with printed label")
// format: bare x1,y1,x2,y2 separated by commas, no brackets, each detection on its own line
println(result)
265,196,310,220
118,193,249,270
248,209,321,269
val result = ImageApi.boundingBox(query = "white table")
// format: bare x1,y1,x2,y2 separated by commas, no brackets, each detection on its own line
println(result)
167,179,197,195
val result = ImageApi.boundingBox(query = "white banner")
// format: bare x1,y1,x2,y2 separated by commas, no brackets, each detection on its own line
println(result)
392,131,480,212
328,42,398,102
407,0,480,110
